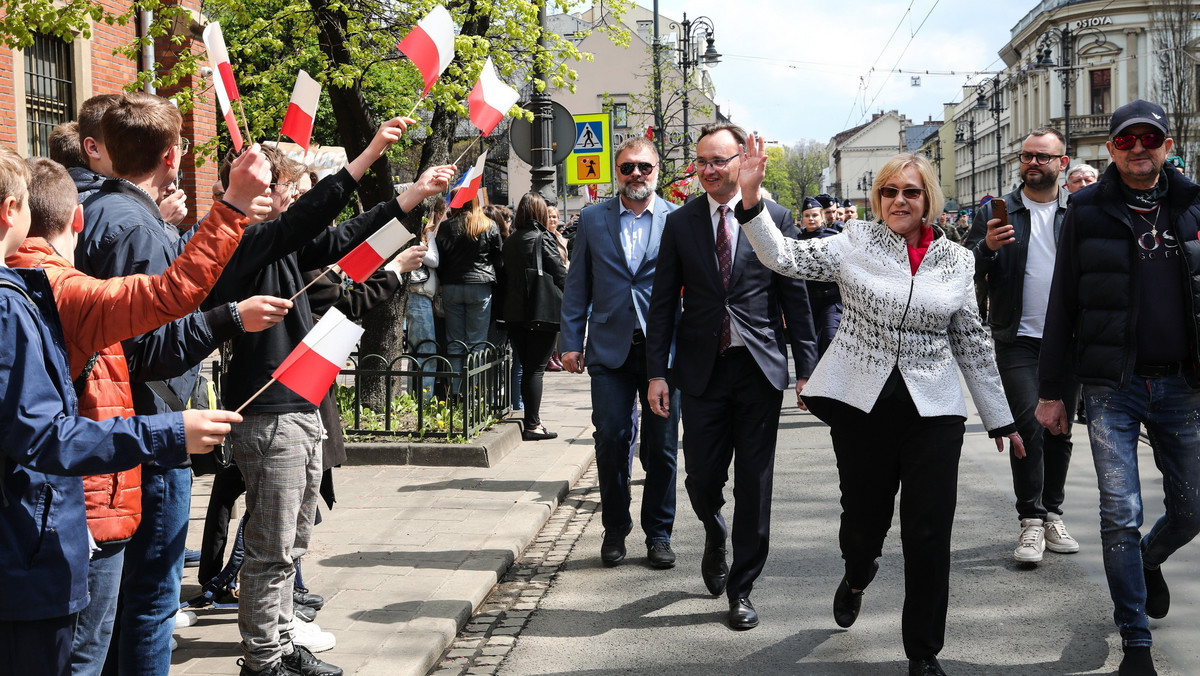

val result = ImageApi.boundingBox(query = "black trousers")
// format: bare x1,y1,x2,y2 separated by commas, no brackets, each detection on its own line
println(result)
198,463,245,586
0,614,75,676
806,379,965,661
679,347,783,601
508,326,559,429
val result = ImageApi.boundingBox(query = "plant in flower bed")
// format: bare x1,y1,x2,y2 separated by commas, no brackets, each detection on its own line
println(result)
335,385,494,442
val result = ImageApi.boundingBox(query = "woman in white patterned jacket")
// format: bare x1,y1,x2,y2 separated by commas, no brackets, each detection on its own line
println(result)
734,137,1024,676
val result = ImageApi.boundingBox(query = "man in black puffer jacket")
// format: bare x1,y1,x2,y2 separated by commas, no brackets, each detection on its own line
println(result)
1037,99,1200,676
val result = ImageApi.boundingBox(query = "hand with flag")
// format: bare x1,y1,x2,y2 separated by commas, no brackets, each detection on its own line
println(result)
344,116,417,180
182,409,243,454
397,163,457,213
384,243,430,276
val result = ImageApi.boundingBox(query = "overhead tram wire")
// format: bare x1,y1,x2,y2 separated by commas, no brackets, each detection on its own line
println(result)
841,0,916,129
856,0,943,126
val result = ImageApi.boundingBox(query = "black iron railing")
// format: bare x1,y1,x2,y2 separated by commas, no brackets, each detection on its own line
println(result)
337,341,513,440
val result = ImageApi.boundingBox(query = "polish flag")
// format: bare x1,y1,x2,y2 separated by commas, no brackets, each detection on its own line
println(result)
396,5,455,95
272,307,364,406
448,151,487,209
467,57,519,136
208,55,243,152
337,218,416,283
202,23,241,103
281,70,321,151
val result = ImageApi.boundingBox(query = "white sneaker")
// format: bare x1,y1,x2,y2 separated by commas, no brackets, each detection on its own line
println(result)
289,619,336,653
1044,516,1080,553
1014,518,1046,563
174,609,198,629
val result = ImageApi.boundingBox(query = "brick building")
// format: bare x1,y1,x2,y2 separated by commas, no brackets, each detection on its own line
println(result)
0,0,218,227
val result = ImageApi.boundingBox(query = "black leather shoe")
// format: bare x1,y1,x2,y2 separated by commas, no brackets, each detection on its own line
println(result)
1144,566,1170,619
908,656,947,676
1119,646,1158,675
833,560,878,628
728,597,759,630
294,588,325,611
293,603,317,623
238,659,289,676
701,534,728,596
600,525,631,566
647,541,676,569
283,645,343,676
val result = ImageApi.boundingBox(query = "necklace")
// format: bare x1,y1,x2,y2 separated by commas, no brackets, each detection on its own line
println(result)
1135,207,1161,251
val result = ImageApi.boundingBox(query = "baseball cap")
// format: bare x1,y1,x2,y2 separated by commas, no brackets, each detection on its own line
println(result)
1109,99,1169,137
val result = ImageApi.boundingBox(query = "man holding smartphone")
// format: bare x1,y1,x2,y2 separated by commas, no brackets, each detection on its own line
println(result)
965,127,1079,565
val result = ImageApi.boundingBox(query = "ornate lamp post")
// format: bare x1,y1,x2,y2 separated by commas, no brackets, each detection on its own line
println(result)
976,75,1004,196
955,117,979,210
1031,23,1106,157
671,13,721,148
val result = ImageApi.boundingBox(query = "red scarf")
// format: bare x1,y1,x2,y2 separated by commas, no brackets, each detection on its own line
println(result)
905,224,935,275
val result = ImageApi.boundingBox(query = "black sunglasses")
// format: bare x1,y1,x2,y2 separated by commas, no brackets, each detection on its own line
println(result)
1112,132,1165,151
878,186,925,199
618,161,657,176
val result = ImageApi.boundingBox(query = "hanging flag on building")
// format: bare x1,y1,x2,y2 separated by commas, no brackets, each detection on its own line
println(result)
337,218,415,284
396,5,456,95
448,151,488,208
272,307,364,406
281,70,321,151
467,57,520,137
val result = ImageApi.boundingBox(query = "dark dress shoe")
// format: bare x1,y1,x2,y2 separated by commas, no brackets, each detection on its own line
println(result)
283,645,343,676
908,656,947,676
1119,646,1158,675
728,597,759,630
1144,566,1170,619
701,535,728,596
647,541,676,569
294,603,317,623
833,560,879,628
294,588,325,610
600,525,631,566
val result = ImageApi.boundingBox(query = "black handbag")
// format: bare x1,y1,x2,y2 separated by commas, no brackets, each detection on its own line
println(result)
525,231,563,332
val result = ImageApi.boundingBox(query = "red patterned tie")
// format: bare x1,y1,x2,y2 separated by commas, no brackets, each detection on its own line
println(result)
716,205,733,353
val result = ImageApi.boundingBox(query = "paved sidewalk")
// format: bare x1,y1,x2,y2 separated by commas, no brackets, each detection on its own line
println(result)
170,373,597,676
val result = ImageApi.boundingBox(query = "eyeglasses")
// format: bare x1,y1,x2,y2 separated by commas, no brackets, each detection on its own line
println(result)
694,154,738,170
618,161,657,176
270,182,298,195
178,137,191,155
878,186,925,199
1018,152,1064,165
1111,132,1166,151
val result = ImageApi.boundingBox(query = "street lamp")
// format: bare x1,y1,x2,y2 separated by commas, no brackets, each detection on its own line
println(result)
1031,23,1106,157
955,117,978,210
976,75,1004,196
856,170,874,197
669,13,721,148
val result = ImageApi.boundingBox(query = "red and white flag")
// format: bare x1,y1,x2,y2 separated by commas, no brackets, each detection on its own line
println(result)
467,57,519,137
272,307,363,406
203,22,243,151
448,151,487,209
337,218,415,283
281,70,321,151
396,5,455,95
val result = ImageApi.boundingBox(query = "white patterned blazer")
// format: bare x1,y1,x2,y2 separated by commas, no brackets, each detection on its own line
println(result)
739,209,1015,433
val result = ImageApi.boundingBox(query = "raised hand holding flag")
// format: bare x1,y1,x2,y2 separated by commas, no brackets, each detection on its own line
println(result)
281,70,321,150
467,57,520,137
397,5,456,96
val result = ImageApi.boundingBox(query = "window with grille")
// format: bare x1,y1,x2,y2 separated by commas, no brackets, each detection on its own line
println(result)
25,33,76,158
1090,69,1111,116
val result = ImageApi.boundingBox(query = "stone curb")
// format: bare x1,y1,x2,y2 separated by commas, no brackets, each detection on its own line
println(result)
343,420,524,468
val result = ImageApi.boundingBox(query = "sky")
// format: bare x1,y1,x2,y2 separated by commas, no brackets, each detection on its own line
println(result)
637,0,1042,145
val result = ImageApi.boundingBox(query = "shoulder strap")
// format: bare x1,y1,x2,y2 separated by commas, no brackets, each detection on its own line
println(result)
0,279,34,305
146,379,189,412
73,351,101,398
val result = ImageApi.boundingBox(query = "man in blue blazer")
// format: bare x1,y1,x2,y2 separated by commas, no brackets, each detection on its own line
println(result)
647,122,818,630
561,137,682,569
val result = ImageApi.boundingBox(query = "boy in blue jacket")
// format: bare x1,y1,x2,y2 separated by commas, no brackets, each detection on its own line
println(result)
0,144,240,676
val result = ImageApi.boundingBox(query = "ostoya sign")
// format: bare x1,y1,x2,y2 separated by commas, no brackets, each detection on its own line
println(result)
1072,16,1112,29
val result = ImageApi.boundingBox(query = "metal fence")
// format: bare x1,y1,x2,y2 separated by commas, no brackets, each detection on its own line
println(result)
338,340,513,439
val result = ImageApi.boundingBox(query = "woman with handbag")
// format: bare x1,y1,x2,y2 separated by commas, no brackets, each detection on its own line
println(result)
502,192,568,440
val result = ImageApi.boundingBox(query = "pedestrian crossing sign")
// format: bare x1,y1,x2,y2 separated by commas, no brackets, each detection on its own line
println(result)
566,113,611,185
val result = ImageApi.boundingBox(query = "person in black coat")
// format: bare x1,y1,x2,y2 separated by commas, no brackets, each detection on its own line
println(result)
502,192,568,440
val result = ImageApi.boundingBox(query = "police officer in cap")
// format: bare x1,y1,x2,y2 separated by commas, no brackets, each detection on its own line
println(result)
798,196,844,357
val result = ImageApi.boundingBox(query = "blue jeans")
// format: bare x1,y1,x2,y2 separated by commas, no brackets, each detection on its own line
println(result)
102,465,190,676
1084,375,1200,647
590,344,680,544
441,283,493,394
405,292,439,399
70,540,125,675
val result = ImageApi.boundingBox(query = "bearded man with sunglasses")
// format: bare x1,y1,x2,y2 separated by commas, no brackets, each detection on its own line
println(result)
1037,99,1200,676
965,128,1081,565
561,136,682,569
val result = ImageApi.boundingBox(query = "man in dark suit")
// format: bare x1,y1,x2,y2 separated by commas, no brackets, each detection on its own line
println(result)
647,122,818,630
561,136,681,569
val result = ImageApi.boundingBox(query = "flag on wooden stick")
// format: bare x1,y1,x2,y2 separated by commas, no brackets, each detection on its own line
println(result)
337,218,415,283
281,70,321,150
467,57,519,136
271,308,363,406
396,5,456,95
